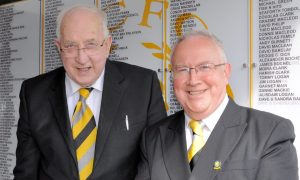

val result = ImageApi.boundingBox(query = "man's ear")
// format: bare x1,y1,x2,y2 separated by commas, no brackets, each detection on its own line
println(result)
224,63,231,84
105,36,112,51
54,39,61,53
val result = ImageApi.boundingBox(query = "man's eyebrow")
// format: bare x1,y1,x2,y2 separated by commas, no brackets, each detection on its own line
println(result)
63,40,77,45
84,39,98,43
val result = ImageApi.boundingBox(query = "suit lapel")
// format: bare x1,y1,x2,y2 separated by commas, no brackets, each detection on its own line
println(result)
161,111,191,180
48,68,77,163
191,99,247,180
94,61,126,167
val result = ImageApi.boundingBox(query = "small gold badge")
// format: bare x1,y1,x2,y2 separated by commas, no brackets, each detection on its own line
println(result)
213,161,222,170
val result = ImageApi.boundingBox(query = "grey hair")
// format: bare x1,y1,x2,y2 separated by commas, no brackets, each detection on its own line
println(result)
171,30,228,63
56,4,109,39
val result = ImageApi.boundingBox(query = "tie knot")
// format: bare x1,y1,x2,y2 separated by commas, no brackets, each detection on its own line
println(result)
79,88,93,99
189,120,203,136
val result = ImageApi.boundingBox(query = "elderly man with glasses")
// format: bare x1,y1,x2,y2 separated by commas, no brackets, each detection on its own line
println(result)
135,31,298,180
13,4,166,180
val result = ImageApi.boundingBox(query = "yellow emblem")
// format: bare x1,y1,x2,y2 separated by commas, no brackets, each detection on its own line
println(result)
213,161,222,170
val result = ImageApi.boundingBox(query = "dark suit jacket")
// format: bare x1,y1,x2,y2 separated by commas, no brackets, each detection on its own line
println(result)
13,60,167,180
135,98,298,180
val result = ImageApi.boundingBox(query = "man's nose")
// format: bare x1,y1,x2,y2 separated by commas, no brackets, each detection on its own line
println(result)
188,68,198,85
76,48,89,64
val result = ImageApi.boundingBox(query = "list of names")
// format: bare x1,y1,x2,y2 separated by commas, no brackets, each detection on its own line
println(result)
0,5,26,180
101,0,140,61
44,0,64,72
257,0,300,104
168,0,200,114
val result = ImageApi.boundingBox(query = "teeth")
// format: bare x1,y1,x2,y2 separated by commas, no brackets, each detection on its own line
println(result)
78,67,90,71
189,90,205,95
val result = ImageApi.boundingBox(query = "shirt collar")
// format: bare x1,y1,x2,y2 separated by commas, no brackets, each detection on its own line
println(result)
185,95,229,131
65,68,105,97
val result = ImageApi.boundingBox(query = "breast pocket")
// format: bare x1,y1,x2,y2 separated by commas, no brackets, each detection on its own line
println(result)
116,114,147,132
214,159,259,180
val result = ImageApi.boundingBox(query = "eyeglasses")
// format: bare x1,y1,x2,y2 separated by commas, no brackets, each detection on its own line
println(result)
172,63,226,78
60,39,106,58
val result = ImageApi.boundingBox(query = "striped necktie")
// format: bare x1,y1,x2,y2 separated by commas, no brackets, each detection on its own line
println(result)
187,120,205,169
72,88,97,180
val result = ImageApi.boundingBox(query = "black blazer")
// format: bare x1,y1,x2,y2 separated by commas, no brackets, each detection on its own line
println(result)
135,99,298,180
13,60,167,180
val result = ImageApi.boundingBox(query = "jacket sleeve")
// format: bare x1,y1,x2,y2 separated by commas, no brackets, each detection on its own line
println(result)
135,128,151,180
146,71,167,126
13,81,40,180
255,119,298,180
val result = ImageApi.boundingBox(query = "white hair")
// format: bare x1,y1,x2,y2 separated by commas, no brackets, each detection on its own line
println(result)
56,4,109,39
171,30,228,62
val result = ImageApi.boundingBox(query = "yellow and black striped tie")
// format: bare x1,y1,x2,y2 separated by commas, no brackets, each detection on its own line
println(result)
187,120,205,169
72,88,97,180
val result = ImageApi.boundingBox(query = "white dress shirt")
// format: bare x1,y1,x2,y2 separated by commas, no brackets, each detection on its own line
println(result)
65,70,105,127
185,95,229,150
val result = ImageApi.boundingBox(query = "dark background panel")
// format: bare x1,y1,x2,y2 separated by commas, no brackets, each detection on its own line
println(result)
0,0,22,6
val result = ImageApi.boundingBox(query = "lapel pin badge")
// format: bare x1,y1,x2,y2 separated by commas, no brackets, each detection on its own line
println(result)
213,161,222,170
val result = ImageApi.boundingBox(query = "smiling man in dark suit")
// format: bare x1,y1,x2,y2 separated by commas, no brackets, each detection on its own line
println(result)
13,5,166,180
135,31,298,180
